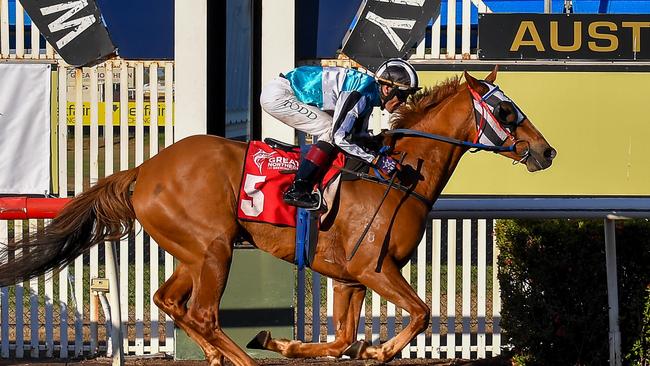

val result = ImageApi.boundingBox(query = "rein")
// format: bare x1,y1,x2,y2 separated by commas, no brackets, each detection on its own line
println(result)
383,128,517,153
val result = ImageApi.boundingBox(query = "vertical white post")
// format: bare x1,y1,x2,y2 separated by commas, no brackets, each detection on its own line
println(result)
14,221,24,359
371,291,380,346
604,218,621,366
477,219,487,358
431,219,441,358
461,0,471,57
29,220,39,358
16,240,27,358
30,23,40,59
431,12,442,59
119,61,130,353
175,0,207,140
401,258,411,358
164,63,174,147
15,0,24,58
134,62,145,357
105,242,124,366
0,0,9,56
89,66,100,356
545,0,552,13
492,219,501,355
261,0,295,143
326,278,334,342
461,220,471,359
73,68,84,358
446,0,456,59
416,233,426,357
45,266,54,357
57,63,69,359
446,219,456,358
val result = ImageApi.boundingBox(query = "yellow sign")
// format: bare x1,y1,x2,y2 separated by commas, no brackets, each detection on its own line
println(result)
419,70,650,196
66,102,174,126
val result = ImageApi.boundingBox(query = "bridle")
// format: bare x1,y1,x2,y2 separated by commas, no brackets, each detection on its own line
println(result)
467,80,531,164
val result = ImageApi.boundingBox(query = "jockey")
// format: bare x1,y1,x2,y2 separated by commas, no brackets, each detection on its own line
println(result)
260,58,420,209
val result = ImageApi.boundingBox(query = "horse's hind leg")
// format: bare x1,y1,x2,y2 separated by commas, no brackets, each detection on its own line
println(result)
181,235,257,366
249,280,366,358
153,263,225,365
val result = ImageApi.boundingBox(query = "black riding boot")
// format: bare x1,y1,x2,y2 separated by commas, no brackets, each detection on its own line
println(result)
283,141,335,209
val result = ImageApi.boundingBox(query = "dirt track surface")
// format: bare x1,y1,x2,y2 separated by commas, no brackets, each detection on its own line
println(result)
0,356,512,366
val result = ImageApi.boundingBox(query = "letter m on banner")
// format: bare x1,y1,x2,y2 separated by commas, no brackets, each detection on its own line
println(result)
21,0,116,67
342,0,440,71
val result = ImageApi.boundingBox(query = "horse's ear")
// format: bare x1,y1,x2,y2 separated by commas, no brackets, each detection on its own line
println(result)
485,65,499,83
464,71,480,90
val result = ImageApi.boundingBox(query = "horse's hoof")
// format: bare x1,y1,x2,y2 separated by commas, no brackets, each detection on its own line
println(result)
246,330,271,350
342,340,369,359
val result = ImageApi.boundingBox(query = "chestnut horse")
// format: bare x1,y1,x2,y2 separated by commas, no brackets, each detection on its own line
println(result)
0,68,555,365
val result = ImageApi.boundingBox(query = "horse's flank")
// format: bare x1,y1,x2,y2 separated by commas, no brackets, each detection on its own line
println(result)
391,75,463,130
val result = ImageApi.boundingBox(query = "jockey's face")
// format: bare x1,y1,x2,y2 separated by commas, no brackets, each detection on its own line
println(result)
381,85,405,113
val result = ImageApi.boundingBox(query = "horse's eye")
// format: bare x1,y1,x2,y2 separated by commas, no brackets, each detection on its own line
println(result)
494,101,517,125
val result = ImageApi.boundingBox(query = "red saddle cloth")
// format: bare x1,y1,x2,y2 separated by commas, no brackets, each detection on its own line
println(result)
237,141,344,227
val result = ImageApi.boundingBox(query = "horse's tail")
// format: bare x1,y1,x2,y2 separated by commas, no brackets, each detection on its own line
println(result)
0,168,139,287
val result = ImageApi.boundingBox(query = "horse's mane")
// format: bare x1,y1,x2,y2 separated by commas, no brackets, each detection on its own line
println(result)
390,76,463,129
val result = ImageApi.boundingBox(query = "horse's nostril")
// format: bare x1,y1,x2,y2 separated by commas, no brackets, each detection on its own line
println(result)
544,147,557,160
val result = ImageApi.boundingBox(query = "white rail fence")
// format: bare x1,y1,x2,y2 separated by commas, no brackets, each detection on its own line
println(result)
0,59,176,358
297,219,501,359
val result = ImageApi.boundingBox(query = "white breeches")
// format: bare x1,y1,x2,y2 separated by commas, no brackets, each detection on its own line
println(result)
259,76,333,143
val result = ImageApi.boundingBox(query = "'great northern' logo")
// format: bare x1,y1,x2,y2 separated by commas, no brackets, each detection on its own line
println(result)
252,149,276,174
252,148,300,174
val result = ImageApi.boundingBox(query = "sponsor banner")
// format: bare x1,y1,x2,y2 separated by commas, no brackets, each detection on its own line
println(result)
479,13,650,60
20,0,116,67
342,0,440,71
0,64,51,194
66,102,174,126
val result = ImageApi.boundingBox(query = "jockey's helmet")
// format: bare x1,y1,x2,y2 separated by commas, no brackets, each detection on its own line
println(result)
375,58,420,106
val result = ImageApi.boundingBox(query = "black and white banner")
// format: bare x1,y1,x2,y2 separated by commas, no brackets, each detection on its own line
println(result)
0,64,51,194
342,0,440,71
21,0,116,67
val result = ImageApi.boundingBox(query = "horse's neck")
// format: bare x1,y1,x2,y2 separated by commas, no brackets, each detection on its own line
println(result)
396,92,473,203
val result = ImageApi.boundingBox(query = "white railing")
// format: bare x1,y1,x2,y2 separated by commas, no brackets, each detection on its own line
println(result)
0,0,55,60
0,59,176,358
413,0,491,60
297,219,501,359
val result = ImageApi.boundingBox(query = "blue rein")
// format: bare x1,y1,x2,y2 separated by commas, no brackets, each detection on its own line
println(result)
383,128,516,153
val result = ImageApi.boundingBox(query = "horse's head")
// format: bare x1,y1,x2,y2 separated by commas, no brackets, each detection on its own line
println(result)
464,67,556,172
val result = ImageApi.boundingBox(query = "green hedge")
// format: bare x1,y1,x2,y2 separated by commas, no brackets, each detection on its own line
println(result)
496,219,650,365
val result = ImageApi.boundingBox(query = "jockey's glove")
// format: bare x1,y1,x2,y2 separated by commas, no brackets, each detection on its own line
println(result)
372,155,400,176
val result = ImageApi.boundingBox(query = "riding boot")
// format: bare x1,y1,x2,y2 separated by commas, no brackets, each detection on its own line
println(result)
283,141,335,209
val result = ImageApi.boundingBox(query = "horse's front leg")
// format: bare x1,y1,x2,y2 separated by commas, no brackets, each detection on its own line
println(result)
345,258,430,362
247,280,366,358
